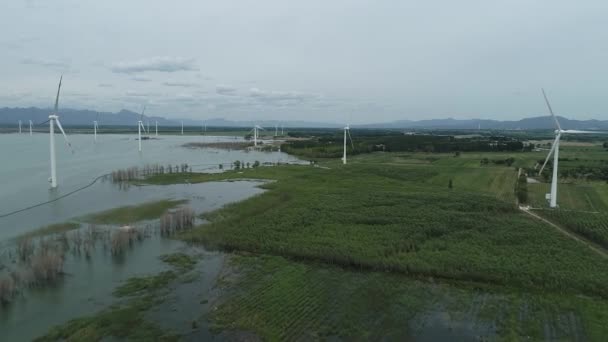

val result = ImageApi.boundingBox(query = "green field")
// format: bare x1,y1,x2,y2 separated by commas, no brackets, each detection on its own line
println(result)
210,254,608,341
143,156,608,298
35,145,608,340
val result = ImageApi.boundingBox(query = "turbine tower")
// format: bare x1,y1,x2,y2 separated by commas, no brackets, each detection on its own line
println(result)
155,120,158,136
29,120,32,135
18,120,22,134
251,125,264,147
181,121,184,135
342,124,354,164
539,89,607,207
48,76,74,188
93,112,99,142
138,106,147,152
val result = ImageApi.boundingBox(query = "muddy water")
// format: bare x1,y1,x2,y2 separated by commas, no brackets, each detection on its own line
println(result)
0,181,265,341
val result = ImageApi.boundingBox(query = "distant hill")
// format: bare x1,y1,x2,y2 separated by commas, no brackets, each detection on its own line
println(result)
357,116,608,130
0,107,607,130
0,107,176,126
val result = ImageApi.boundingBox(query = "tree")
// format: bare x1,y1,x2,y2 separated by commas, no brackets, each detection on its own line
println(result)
448,179,453,189
252,161,260,168
233,160,241,170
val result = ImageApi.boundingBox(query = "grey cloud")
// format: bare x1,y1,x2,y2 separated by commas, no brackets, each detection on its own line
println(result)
125,90,159,97
98,83,113,88
111,56,198,74
162,81,198,88
249,88,317,103
216,85,238,96
131,76,152,82
21,57,70,69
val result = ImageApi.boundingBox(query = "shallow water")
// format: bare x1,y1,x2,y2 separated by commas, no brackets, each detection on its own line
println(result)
0,180,265,341
0,132,295,340
0,133,300,240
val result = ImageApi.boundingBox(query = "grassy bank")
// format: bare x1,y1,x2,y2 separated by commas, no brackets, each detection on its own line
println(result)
81,199,188,225
141,159,608,298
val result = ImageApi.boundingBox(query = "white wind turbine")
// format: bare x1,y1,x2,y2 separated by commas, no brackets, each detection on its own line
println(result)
137,106,148,152
93,113,99,142
342,124,354,164
250,124,264,147
155,120,158,136
181,121,184,135
538,89,607,208
18,120,22,134
48,76,74,188
29,120,32,135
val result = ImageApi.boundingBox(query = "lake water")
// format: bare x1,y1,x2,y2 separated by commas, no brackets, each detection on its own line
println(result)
0,132,301,340
0,133,302,240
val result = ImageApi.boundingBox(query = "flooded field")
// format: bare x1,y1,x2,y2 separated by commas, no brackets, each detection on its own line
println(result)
0,132,297,340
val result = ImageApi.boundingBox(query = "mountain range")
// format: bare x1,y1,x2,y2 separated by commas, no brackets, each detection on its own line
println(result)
1,107,607,130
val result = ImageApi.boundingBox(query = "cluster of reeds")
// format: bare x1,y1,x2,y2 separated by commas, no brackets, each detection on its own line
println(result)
0,237,67,303
111,163,191,183
159,207,195,236
110,226,146,256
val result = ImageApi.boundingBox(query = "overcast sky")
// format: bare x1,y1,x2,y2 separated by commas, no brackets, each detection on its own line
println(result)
1,0,607,123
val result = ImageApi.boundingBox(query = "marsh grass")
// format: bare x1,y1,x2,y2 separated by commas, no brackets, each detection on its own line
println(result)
82,199,188,225
159,207,195,236
35,253,199,340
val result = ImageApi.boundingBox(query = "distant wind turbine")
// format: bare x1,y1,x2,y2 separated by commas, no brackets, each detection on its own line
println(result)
93,112,99,142
48,76,74,188
181,121,184,135
342,124,354,165
138,105,147,152
29,120,32,135
155,120,158,136
538,89,608,208
18,120,22,134
250,125,264,147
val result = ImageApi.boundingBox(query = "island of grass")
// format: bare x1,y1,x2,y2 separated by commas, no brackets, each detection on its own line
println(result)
81,199,188,225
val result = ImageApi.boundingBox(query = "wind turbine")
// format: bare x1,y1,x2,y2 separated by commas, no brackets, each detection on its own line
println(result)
181,121,184,135
250,125,264,147
29,120,32,135
18,120,22,134
138,106,147,152
93,113,99,142
48,76,74,188
342,124,354,165
155,120,158,136
538,89,607,208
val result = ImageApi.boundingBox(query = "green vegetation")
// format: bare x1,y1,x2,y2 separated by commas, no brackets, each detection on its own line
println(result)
159,253,197,271
211,254,608,340
528,182,608,212
35,253,199,341
142,159,608,298
113,271,177,297
16,222,80,240
536,210,608,249
282,134,530,160
81,199,188,224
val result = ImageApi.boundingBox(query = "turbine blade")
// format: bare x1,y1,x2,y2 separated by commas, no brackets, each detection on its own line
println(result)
347,128,355,150
140,105,146,121
539,136,559,175
140,121,147,134
55,119,74,153
54,75,63,113
541,88,561,131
